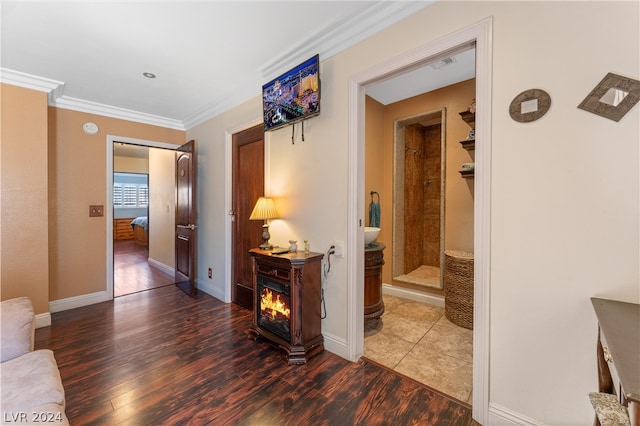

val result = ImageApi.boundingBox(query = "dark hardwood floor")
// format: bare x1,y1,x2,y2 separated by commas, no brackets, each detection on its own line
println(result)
114,240,175,297
35,285,478,425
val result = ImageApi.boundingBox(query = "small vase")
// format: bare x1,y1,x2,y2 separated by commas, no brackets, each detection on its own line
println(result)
288,240,297,252
304,241,310,256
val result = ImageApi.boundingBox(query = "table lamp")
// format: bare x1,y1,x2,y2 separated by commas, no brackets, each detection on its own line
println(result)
249,196,279,249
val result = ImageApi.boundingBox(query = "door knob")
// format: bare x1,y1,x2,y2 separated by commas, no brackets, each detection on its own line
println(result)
228,210,236,221
177,224,197,230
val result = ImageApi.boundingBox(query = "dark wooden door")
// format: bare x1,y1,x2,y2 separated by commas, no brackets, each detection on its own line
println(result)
175,140,197,296
232,125,264,309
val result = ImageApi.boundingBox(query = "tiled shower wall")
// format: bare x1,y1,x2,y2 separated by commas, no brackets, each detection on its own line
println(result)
403,123,441,273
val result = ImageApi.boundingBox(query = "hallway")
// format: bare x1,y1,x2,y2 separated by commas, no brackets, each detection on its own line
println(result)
114,240,175,297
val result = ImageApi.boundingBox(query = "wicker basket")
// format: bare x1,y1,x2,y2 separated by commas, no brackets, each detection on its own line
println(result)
444,250,474,329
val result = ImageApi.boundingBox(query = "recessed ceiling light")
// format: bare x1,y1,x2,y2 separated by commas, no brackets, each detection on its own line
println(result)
142,72,156,79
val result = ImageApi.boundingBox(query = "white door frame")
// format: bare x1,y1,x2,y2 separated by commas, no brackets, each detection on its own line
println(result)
346,17,493,424
106,135,181,298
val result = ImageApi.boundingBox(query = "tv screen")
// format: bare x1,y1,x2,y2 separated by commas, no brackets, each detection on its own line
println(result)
262,54,320,131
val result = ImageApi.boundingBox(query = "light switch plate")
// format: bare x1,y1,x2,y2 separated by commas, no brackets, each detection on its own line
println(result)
89,205,104,217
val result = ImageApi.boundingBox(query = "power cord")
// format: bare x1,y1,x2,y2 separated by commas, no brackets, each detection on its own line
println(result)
324,245,335,278
321,245,336,319
321,289,327,319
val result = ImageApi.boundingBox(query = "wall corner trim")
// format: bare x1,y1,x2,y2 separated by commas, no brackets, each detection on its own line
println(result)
35,312,52,329
322,332,349,361
147,258,175,277
197,280,226,303
489,402,544,426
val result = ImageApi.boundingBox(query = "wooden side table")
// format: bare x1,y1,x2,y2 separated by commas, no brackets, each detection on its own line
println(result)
364,243,385,320
591,297,640,426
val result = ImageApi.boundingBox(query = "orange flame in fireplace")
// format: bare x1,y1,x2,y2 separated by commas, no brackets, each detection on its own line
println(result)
260,289,291,320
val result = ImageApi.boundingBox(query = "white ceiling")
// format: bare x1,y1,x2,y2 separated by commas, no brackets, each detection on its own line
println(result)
1,1,474,131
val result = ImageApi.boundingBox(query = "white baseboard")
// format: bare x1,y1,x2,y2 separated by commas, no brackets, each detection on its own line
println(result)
382,283,445,307
148,258,174,276
197,279,225,302
322,331,349,360
35,312,51,328
488,403,543,426
49,291,111,313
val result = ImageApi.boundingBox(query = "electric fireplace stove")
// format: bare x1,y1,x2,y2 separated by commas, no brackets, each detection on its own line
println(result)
257,275,291,341
247,248,324,365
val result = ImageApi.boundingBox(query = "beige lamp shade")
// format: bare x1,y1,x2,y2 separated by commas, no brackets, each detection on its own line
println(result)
249,197,279,220
249,197,279,250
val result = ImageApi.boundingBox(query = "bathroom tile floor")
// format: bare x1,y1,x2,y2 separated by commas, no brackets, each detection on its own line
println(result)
363,294,473,404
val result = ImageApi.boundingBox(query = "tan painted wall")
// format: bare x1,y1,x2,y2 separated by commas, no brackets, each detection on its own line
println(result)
364,95,385,224
365,79,476,285
148,148,176,269
48,108,185,300
114,155,149,174
0,84,50,314
1,89,185,310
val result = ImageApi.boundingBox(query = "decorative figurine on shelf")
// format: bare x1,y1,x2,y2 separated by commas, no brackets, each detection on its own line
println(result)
467,129,475,140
288,240,298,252
304,240,310,256
468,98,476,114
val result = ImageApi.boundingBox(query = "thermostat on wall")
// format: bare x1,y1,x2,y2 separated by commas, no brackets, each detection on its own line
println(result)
82,122,99,135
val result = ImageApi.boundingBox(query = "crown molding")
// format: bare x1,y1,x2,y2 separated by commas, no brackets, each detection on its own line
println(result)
0,67,65,103
181,1,434,130
260,1,434,80
181,85,258,130
52,96,185,130
182,101,230,131
2,67,184,130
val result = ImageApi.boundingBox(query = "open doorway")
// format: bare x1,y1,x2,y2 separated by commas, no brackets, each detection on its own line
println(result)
349,18,493,422
363,66,475,403
108,137,181,298
112,170,171,297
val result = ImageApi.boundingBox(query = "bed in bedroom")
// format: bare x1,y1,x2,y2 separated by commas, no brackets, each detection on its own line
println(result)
130,216,148,247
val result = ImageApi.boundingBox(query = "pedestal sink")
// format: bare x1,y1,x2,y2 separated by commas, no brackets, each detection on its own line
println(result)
364,227,380,245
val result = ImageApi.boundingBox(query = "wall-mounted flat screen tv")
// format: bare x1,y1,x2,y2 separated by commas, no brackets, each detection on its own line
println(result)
262,54,320,131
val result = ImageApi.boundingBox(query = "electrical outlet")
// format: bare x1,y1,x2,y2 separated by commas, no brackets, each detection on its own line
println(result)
208,268,212,279
333,240,344,257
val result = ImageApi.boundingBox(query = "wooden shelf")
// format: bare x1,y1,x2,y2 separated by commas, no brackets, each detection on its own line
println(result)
459,111,475,128
458,111,475,180
459,169,474,179
459,139,475,151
